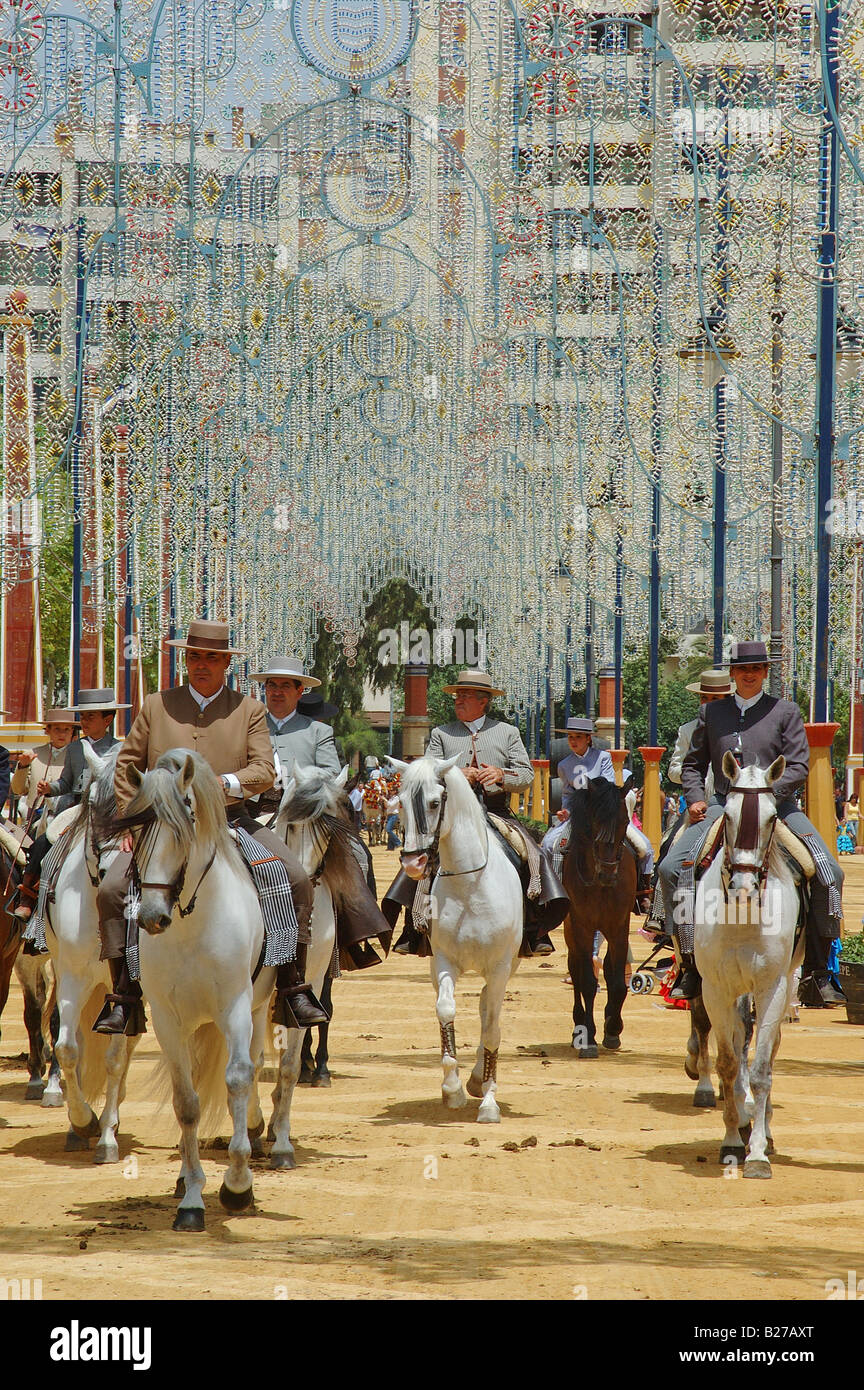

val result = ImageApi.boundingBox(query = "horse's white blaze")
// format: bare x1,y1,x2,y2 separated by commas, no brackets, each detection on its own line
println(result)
399,758,522,1122
694,759,802,1174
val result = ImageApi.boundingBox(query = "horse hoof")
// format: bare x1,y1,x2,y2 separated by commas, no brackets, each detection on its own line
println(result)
574,1045,599,1059
172,1207,205,1233
738,1122,752,1145
718,1144,745,1165
443,1087,467,1109
684,1057,699,1082
466,1074,484,1099
249,1136,266,1159
742,1160,772,1180
72,1114,101,1140
25,1081,45,1101
476,1107,500,1124
601,1034,621,1051
311,1071,331,1088
692,1091,716,1109
41,1087,64,1108
65,1129,90,1152
297,1070,314,1086
219,1181,254,1211
93,1143,120,1165
268,1151,297,1170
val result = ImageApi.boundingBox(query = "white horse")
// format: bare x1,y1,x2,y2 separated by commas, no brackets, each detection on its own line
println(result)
267,762,346,1166
694,753,803,1178
390,755,523,1123
127,750,275,1230
47,742,139,1161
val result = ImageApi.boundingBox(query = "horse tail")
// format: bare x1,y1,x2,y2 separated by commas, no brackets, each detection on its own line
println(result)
77,984,112,1105
190,1022,229,1137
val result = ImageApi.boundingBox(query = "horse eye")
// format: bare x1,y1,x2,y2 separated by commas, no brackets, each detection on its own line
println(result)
430,799,441,809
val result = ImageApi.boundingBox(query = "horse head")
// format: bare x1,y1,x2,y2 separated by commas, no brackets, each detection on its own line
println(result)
123,749,228,934
721,752,785,900
388,755,460,880
275,762,351,878
570,773,632,886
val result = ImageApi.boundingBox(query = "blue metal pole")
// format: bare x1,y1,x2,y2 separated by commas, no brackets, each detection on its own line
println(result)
649,228,662,744
71,218,85,702
814,0,840,722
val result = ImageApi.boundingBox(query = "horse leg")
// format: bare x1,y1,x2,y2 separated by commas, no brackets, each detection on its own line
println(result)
742,982,786,1179
298,1029,314,1083
687,993,716,1108
701,983,746,1169
160,1021,206,1232
433,955,466,1108
218,1000,256,1210
55,973,101,1149
41,1000,64,1108
568,936,598,1058
469,967,510,1124
19,963,46,1100
312,975,332,1086
246,1005,267,1158
268,1023,303,1170
93,1034,140,1163
601,935,628,1050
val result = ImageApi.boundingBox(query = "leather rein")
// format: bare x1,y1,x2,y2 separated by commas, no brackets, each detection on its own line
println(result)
126,801,217,919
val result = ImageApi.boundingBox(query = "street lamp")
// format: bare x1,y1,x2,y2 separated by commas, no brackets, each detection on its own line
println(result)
678,314,739,667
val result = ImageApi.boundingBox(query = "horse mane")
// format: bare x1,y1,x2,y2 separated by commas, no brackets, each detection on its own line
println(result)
400,757,487,844
278,766,359,899
71,743,120,846
567,776,624,846
121,749,232,859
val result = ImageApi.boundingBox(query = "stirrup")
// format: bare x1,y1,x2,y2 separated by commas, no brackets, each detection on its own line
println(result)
271,983,330,1029
92,991,147,1037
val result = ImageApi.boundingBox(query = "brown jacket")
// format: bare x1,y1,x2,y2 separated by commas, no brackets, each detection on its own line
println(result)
115,685,275,814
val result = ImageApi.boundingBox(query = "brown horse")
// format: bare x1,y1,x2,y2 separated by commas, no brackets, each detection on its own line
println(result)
562,775,636,1058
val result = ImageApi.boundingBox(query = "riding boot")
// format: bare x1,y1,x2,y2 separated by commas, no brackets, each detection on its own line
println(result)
669,952,702,1001
92,956,147,1036
10,868,39,921
271,943,330,1029
803,931,846,1006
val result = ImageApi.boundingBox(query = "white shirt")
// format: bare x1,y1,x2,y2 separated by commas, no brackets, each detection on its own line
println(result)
462,716,486,735
734,690,765,714
269,709,298,732
188,683,241,797
349,787,363,811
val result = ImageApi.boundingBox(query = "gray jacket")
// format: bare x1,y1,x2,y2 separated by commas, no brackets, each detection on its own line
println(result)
265,712,341,782
425,717,534,791
46,732,121,801
681,693,809,807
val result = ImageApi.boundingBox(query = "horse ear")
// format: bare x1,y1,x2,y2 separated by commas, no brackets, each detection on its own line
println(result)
766,754,785,787
334,765,350,788
385,756,409,772
128,764,143,790
722,750,740,783
81,739,108,778
178,754,196,792
434,755,461,776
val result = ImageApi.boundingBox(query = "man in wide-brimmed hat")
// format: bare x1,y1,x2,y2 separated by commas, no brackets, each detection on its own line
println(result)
541,717,655,913
248,656,340,819
10,691,124,923
93,620,326,1035
659,640,845,1004
383,669,568,955
667,670,732,793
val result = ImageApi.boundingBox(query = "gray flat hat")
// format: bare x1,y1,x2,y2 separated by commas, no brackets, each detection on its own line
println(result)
69,688,130,712
556,717,594,734
248,656,321,688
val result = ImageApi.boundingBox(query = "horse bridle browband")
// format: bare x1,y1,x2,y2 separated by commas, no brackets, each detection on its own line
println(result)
398,779,490,878
724,786,777,882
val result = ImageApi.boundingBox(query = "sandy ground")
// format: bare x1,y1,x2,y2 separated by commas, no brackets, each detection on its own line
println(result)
1,842,863,1303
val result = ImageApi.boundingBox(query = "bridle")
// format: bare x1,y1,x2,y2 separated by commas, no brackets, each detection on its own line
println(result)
723,786,777,889
125,800,217,919
398,778,489,879
571,799,628,888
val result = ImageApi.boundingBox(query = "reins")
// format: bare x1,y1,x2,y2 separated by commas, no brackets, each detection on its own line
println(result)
121,799,218,919
399,779,490,878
